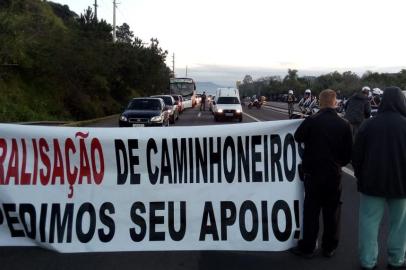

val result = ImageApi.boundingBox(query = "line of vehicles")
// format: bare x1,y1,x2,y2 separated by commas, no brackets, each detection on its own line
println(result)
118,78,196,127
119,82,406,127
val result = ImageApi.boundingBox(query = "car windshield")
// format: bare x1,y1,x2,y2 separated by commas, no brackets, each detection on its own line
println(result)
155,96,173,105
127,99,161,110
172,95,179,101
217,97,240,104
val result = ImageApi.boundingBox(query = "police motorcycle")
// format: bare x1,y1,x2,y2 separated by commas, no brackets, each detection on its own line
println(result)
248,95,262,109
290,89,319,119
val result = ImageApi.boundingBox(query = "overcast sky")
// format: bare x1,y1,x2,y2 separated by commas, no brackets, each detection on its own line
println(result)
52,0,406,86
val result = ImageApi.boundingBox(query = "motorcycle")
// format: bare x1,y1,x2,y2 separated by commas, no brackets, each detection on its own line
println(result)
336,99,345,114
290,105,319,119
370,105,379,117
248,99,262,109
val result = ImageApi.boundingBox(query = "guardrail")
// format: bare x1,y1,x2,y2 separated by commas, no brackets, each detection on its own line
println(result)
62,114,119,127
12,114,119,127
16,121,69,126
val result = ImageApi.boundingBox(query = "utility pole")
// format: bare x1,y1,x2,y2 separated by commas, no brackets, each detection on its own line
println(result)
93,0,98,20
185,66,188,77
173,53,175,77
113,0,117,42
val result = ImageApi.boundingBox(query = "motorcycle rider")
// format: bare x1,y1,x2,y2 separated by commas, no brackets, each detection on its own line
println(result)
249,94,261,108
370,88,382,109
344,86,371,139
298,89,317,115
369,88,382,117
287,90,297,117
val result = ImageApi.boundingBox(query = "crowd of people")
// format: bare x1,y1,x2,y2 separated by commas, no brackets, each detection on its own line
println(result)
289,87,406,270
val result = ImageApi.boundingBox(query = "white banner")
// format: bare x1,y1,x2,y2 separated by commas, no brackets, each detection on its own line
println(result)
0,120,303,253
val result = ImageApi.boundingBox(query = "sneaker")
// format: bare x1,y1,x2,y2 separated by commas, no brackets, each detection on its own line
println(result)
388,263,406,269
289,246,316,259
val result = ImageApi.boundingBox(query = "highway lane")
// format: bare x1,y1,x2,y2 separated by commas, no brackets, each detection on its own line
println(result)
1,105,391,270
85,105,285,127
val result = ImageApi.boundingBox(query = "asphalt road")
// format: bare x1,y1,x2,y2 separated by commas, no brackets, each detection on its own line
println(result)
1,104,391,270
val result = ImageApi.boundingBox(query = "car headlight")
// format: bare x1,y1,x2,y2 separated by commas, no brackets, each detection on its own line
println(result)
218,109,223,113
151,115,163,122
120,115,128,121
236,109,242,113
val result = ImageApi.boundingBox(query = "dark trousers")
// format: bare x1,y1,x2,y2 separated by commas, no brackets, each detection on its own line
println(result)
350,123,360,141
298,173,342,253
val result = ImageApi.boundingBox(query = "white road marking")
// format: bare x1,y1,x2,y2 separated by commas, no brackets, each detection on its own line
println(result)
262,106,290,115
242,112,261,122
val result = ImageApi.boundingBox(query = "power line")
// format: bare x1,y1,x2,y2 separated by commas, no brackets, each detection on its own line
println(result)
116,5,129,25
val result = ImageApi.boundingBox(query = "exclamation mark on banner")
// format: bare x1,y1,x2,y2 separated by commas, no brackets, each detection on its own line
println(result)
293,200,300,239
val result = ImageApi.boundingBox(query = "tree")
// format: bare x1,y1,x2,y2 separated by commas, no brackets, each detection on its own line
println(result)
285,69,298,81
116,23,134,44
0,0,171,121
79,7,96,25
243,75,253,84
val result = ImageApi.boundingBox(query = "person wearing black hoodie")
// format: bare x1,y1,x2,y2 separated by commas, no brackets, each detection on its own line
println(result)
353,87,406,270
344,87,371,139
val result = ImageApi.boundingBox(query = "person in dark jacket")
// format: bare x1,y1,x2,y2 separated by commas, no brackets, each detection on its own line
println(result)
200,91,207,111
344,87,371,139
353,87,406,270
291,89,353,258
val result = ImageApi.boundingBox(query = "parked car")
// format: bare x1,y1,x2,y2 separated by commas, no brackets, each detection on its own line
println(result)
212,88,243,122
171,94,184,113
151,95,179,124
119,98,169,127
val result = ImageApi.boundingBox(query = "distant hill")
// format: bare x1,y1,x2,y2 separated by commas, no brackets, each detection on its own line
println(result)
196,82,225,95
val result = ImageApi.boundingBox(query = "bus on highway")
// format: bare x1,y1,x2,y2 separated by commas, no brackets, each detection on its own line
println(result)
169,78,196,108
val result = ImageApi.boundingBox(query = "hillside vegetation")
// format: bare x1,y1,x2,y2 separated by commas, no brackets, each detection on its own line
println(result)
239,69,406,99
0,0,171,122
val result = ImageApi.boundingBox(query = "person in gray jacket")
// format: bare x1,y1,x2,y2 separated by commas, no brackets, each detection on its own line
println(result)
353,87,406,270
344,86,371,138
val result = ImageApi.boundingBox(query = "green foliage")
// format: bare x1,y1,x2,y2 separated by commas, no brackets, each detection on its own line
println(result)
239,69,406,99
0,0,171,122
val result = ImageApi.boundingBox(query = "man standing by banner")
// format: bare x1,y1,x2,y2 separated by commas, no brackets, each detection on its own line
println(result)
291,89,352,258
353,87,406,270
